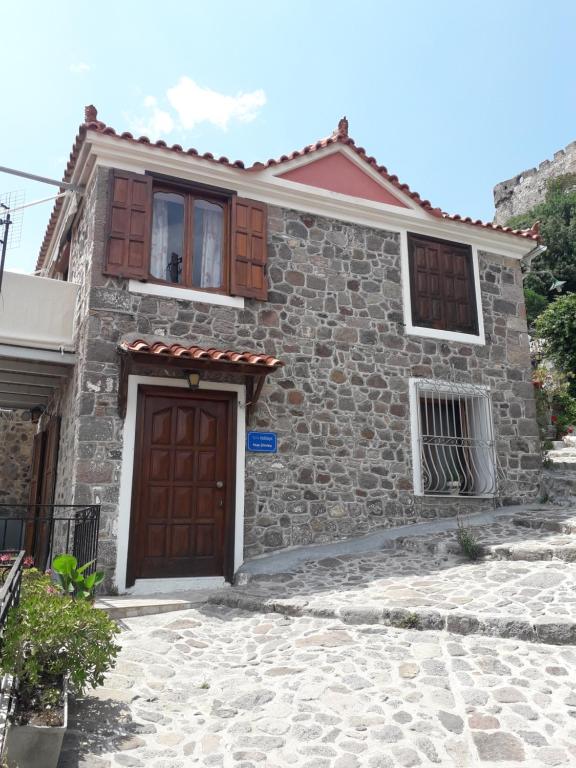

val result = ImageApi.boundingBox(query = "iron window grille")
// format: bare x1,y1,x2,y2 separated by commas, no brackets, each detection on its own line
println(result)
410,378,498,498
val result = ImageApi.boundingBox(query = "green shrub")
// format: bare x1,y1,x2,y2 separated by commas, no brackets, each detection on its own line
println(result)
456,523,484,561
0,570,120,721
535,293,576,383
508,173,576,294
52,553,104,600
524,288,549,329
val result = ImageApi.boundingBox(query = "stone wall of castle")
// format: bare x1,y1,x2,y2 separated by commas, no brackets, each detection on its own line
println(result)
494,140,576,224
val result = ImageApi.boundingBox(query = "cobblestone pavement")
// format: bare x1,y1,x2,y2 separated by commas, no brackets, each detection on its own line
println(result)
207,509,576,645
218,549,576,644
60,606,576,767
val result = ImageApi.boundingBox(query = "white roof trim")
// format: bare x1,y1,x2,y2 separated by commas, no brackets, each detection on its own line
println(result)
257,142,424,212
43,131,537,269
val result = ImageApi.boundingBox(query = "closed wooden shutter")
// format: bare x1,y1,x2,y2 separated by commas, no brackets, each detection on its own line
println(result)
408,234,478,334
104,170,152,279
231,198,268,300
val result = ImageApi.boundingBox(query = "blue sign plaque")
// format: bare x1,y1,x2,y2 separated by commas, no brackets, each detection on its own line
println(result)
247,431,277,453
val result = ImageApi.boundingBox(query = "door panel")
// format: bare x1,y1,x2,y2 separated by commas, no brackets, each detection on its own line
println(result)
129,388,235,583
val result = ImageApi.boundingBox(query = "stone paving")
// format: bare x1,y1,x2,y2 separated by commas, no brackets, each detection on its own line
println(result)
209,508,576,645
59,606,576,768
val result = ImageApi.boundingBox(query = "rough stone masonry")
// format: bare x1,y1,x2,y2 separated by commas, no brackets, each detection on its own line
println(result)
52,167,540,581
494,138,576,224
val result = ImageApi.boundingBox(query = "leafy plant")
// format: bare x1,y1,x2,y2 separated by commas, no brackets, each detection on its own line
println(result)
508,173,576,295
397,613,419,629
532,365,576,439
524,288,549,330
0,569,120,722
456,521,484,561
51,554,104,600
535,294,576,389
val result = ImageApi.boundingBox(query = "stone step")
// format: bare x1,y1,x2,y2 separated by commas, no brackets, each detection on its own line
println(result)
378,511,576,563
96,589,224,619
209,589,576,646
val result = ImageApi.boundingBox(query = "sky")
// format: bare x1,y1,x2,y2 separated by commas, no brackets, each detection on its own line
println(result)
1,0,575,273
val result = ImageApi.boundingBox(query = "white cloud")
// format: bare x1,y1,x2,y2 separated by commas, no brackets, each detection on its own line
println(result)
167,77,266,130
131,96,175,136
69,62,90,74
129,78,266,137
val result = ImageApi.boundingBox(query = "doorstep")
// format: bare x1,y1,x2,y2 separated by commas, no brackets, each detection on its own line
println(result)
96,586,227,619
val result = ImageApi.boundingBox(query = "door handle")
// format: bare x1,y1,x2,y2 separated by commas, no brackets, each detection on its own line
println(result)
216,481,224,489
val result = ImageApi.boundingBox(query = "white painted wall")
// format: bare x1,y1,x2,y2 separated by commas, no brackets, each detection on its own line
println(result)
0,272,77,351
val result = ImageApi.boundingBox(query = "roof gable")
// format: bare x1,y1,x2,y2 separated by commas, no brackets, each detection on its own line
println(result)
276,150,409,207
36,107,540,271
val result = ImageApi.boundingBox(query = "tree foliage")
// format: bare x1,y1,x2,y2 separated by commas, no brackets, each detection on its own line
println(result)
507,173,576,294
535,293,576,385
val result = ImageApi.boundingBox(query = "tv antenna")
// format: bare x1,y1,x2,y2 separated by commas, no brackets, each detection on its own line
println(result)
0,165,81,293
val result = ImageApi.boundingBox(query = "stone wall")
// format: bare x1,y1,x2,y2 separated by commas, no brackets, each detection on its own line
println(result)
0,410,36,505
494,139,576,224
55,166,541,581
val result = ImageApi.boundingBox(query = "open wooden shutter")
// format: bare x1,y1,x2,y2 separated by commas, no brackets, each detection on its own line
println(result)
40,417,61,507
408,234,477,334
28,431,46,508
231,198,268,300
104,170,152,279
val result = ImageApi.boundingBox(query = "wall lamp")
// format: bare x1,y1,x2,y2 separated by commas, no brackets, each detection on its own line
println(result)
185,371,201,390
30,405,46,424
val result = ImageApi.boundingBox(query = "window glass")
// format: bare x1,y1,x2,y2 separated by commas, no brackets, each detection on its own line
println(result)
193,200,224,289
151,192,185,283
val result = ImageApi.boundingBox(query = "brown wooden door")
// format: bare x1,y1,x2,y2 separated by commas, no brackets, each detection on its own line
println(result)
128,387,236,585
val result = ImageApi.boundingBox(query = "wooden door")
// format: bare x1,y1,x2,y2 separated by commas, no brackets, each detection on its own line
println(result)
128,387,236,586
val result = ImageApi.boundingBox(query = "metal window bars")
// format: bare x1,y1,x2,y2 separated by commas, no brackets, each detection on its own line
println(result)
414,378,499,498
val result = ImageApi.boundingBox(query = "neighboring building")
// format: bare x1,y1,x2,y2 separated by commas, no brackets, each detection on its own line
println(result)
494,138,576,224
0,107,542,592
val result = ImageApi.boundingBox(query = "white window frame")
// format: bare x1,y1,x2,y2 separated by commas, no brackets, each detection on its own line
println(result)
128,279,245,309
400,230,485,346
409,377,496,498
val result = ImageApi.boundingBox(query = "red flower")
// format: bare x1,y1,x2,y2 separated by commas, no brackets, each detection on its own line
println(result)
551,415,558,423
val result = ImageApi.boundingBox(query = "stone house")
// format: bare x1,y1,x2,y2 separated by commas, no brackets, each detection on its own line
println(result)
0,108,542,592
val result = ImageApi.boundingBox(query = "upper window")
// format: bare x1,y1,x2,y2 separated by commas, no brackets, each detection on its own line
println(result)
150,189,226,292
104,170,268,301
407,233,478,336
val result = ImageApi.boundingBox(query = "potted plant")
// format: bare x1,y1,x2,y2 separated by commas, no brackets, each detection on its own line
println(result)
1,565,120,768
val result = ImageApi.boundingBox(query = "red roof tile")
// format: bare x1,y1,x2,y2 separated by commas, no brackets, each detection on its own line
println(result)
36,108,539,270
120,339,283,368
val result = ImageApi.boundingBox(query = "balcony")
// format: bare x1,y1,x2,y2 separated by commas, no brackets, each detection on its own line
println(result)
0,272,77,409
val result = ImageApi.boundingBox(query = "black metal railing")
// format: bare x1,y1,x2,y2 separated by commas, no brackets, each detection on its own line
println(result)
0,506,100,573
0,551,25,757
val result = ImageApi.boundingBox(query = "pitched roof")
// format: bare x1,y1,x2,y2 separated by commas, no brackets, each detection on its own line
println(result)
36,108,539,270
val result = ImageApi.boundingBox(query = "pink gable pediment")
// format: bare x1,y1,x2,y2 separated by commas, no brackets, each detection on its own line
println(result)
277,151,409,207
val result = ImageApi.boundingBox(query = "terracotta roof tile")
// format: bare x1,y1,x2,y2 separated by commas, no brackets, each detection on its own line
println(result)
120,339,283,369
36,107,539,270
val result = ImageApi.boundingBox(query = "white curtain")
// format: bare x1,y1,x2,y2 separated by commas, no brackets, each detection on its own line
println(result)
198,203,223,288
151,197,169,280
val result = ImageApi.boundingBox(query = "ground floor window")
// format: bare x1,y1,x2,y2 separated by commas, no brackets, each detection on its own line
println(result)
410,378,497,497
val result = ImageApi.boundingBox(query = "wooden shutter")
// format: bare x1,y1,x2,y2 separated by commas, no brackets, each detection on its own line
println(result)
28,431,46,508
40,417,61,507
231,198,268,300
408,234,478,334
104,170,152,279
